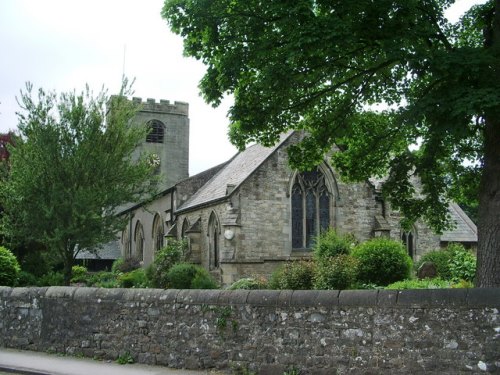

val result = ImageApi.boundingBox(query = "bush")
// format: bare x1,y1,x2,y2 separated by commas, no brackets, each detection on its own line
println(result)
150,240,188,288
112,257,141,274
20,250,53,277
313,255,359,290
119,268,149,288
415,250,453,280
37,271,65,286
71,265,88,284
0,246,21,286
166,262,217,289
227,277,268,290
386,278,452,289
87,271,119,288
313,230,356,260
16,271,38,287
447,243,476,282
269,261,315,290
352,238,413,286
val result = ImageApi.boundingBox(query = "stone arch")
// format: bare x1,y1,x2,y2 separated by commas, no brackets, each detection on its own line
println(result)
289,163,337,250
207,211,221,269
152,213,164,252
401,226,418,260
134,221,145,261
146,119,165,143
181,218,190,239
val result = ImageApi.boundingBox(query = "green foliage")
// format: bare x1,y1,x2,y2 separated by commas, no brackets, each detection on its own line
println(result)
0,246,20,286
166,262,218,289
112,257,141,274
313,230,356,260
447,243,476,282
313,255,358,290
70,265,88,283
150,239,187,288
37,271,65,286
352,238,413,286
116,352,134,365
386,278,451,290
19,250,53,278
415,249,453,280
269,261,315,290
162,0,500,286
87,271,119,288
118,268,149,288
16,271,38,286
0,79,157,285
227,277,268,290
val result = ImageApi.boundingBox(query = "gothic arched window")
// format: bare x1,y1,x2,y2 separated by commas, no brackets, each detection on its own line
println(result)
134,221,145,261
402,229,416,259
208,212,220,269
152,214,164,252
292,168,331,249
146,120,165,143
122,226,132,259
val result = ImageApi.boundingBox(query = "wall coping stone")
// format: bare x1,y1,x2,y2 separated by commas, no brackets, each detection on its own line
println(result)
2,287,499,308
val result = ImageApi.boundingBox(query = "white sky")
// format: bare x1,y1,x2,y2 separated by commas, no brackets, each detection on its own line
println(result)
0,0,485,175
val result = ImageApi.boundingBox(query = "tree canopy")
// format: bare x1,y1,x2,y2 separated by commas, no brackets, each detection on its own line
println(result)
0,81,157,284
162,0,500,286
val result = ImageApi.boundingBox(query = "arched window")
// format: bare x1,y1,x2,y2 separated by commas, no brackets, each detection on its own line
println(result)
122,227,132,259
291,168,331,249
181,218,190,238
208,212,220,269
146,120,165,143
402,229,416,259
152,214,164,252
134,221,145,261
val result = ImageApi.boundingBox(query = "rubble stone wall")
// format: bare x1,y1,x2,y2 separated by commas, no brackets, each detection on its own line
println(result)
0,287,498,374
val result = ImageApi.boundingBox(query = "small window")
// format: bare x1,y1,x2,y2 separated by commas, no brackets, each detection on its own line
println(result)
152,214,164,252
146,120,165,143
402,230,416,259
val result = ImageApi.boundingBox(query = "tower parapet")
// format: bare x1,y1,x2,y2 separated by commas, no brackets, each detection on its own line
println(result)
132,97,188,116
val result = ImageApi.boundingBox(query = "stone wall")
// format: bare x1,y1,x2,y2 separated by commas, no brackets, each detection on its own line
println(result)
1,287,499,374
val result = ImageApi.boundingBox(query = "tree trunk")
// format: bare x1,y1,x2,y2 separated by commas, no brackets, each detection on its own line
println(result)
62,248,74,286
476,1,500,287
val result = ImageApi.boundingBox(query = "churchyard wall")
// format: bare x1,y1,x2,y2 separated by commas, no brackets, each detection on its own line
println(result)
1,287,498,374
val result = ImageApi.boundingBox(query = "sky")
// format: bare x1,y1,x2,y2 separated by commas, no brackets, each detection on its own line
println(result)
0,0,486,175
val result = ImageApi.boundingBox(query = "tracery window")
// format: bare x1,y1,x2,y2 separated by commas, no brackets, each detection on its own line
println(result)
146,120,165,143
292,168,330,249
152,214,164,252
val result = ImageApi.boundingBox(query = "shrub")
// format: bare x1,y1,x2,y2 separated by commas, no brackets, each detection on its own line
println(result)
71,265,88,284
352,238,413,286
415,250,453,280
313,230,356,260
313,255,359,290
20,250,53,277
16,271,38,287
447,243,476,282
166,262,217,289
119,268,149,288
269,261,315,290
150,240,188,288
112,257,141,274
0,246,21,286
386,278,451,290
37,271,65,286
87,271,119,288
228,277,268,290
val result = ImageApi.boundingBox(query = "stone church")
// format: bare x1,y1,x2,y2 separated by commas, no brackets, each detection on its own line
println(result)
94,97,477,284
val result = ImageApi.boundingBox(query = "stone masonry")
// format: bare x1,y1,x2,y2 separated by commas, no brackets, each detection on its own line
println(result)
1,286,499,374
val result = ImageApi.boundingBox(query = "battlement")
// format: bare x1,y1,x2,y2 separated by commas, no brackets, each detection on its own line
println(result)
131,97,189,115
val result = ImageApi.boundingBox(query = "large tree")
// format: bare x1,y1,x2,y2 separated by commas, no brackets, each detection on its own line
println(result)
162,0,500,286
0,82,156,284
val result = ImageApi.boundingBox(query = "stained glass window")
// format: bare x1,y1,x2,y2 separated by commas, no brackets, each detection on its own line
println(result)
146,120,165,143
291,168,331,249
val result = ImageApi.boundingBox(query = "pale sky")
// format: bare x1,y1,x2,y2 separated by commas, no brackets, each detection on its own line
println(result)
0,0,485,175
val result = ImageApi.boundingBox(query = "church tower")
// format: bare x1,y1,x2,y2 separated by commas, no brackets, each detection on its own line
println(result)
131,97,189,190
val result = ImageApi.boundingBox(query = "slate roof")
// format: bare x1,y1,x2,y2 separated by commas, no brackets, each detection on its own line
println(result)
177,132,293,212
76,240,121,260
440,203,478,242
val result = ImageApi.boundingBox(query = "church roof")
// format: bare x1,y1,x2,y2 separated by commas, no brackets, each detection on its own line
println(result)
76,240,121,260
177,132,293,212
440,203,478,243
